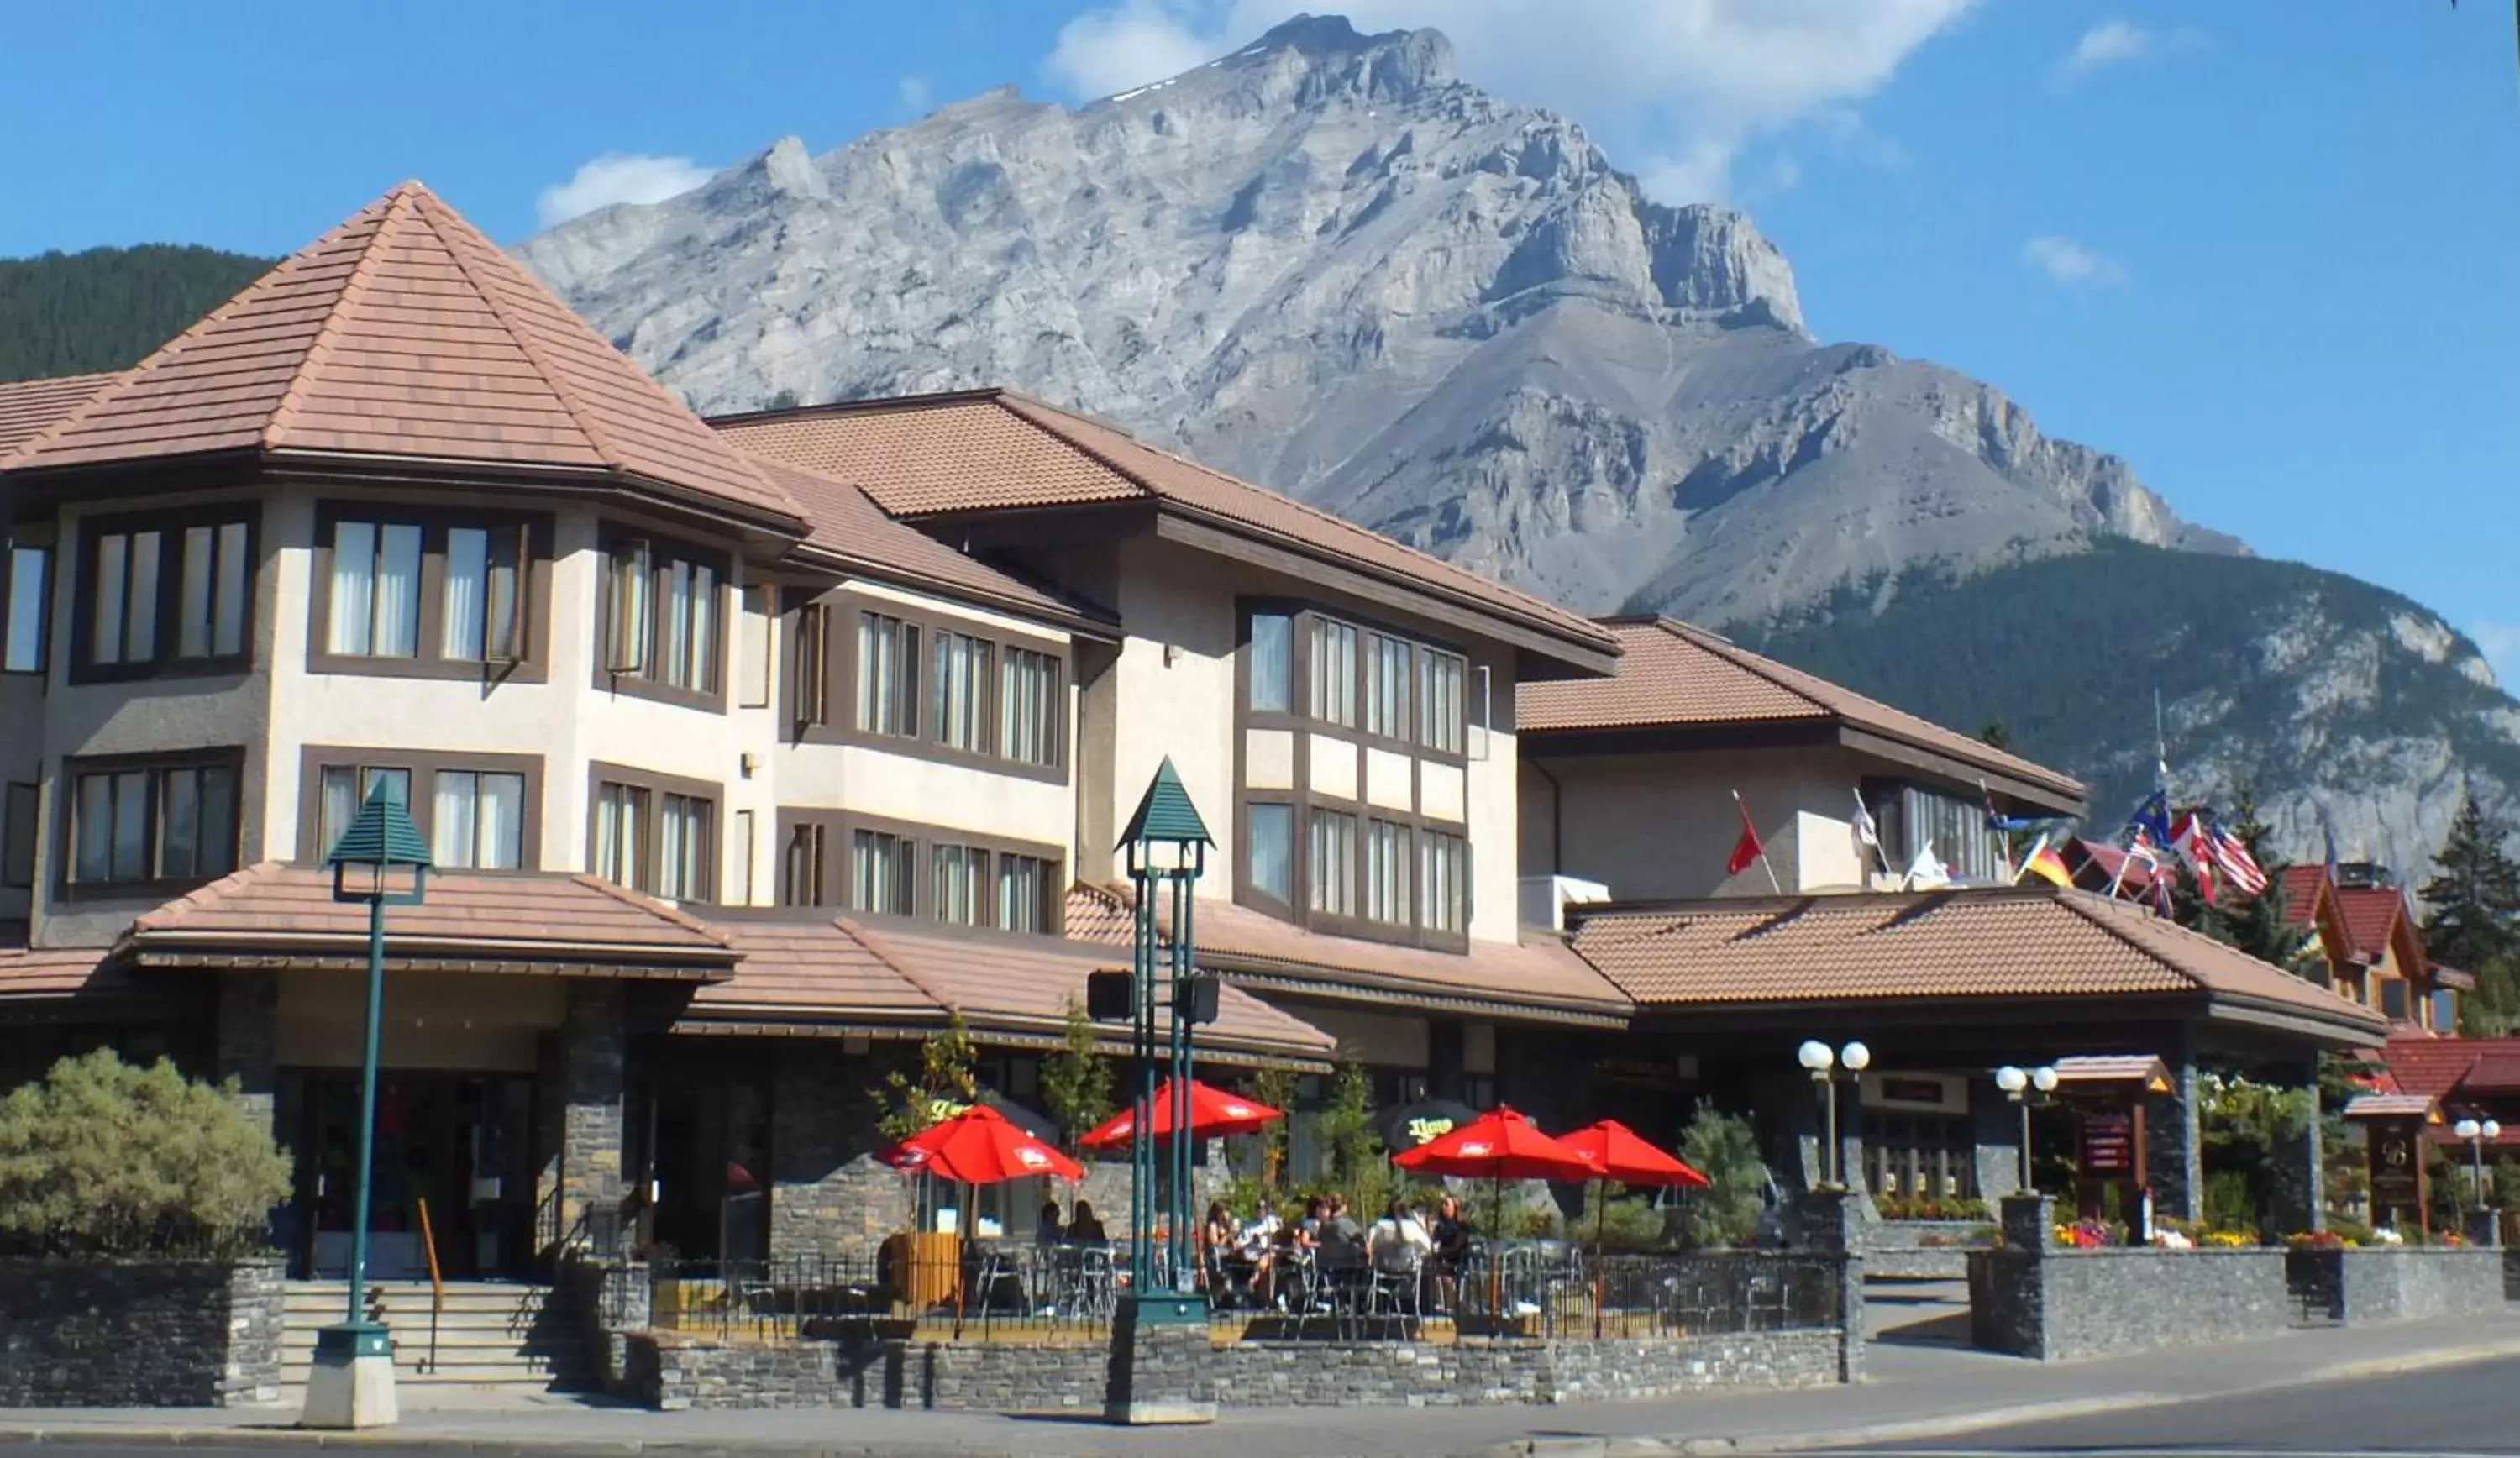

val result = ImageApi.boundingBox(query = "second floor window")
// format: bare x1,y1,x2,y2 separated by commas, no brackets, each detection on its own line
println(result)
1366,819,1411,926
84,514,252,673
996,852,1053,933
1311,617,1357,728
603,535,722,698
1309,808,1357,918
856,613,919,737
852,827,914,915
67,755,239,887
593,774,717,901
932,842,985,926
431,769,526,871
5,544,48,675
319,511,533,671
1421,831,1468,935
932,632,990,753
1365,634,1410,740
327,521,423,658
1420,649,1467,755
1247,803,1294,905
1000,648,1059,766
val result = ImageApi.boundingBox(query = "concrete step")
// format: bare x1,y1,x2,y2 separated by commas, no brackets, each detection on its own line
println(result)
281,1281,585,1394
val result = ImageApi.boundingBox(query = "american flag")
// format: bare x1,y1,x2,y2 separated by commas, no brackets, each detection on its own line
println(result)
2206,821,2270,897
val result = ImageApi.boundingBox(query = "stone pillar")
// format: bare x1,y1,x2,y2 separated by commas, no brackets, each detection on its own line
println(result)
1973,1077,2024,1200
2145,1040,2203,1225
540,983,625,1261
213,972,278,1140
2266,1062,2324,1235
1803,1188,1866,1384
1104,1293,1215,1424
2001,1192,2055,1251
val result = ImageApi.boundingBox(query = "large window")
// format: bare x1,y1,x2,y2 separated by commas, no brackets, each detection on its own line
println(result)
5,544,49,675
784,812,1063,931
1308,809,1356,918
78,510,254,676
315,764,413,857
1365,634,1410,741
1365,819,1410,926
1247,803,1294,905
325,520,423,658
431,770,526,871
309,753,534,871
932,842,986,925
591,764,719,901
1310,618,1357,728
1248,611,1293,713
315,508,538,677
1000,648,1059,766
1420,831,1468,935
1872,782,2007,886
1420,649,1467,756
995,853,1053,934
855,612,919,737
932,632,991,753
783,822,831,908
65,754,240,888
851,828,914,916
601,533,723,700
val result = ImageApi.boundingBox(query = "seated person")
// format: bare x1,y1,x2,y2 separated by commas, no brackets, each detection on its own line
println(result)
1067,1200,1108,1243
1238,1197,1283,1303
1036,1199,1067,1247
1317,1193,1367,1270
1366,1197,1433,1272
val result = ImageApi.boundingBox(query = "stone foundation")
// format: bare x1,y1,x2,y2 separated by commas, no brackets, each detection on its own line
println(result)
0,1258,284,1408
1863,1220,1992,1279
2289,1248,2512,1324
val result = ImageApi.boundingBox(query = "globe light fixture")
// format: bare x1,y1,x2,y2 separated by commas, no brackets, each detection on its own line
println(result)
1996,1063,2060,1192
1798,1038,1872,1187
1995,1065,2029,1095
2458,1116,2503,1219
1841,1041,1872,1073
1798,1040,1835,1074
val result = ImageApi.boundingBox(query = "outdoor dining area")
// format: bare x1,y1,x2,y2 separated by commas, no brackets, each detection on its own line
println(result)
639,1080,1843,1351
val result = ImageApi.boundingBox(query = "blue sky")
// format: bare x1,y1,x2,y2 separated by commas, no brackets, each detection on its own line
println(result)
5,2,2516,676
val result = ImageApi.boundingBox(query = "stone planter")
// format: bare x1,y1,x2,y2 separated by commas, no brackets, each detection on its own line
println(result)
2288,1246,2509,1324
0,1256,284,1407
1865,1219,1992,1279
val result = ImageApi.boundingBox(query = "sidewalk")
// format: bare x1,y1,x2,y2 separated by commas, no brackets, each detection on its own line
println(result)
3,1311,2517,1457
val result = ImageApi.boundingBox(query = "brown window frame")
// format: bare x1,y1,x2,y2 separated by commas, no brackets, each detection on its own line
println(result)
595,527,732,712
775,808,1064,933
307,502,549,683
56,747,248,899
1232,598,1475,952
68,504,260,684
3,781,38,888
297,746,543,871
587,761,723,903
785,591,1068,784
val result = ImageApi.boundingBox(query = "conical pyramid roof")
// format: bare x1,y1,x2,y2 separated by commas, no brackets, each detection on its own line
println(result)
4,181,801,527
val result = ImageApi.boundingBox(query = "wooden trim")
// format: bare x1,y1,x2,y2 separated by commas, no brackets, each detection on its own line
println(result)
295,744,545,871
773,807,1065,933
54,746,249,899
790,590,1069,784
586,759,726,903
66,501,261,685
305,501,553,684
591,525,732,714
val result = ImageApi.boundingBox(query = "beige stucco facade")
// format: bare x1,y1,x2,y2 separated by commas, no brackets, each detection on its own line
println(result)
1522,744,1884,902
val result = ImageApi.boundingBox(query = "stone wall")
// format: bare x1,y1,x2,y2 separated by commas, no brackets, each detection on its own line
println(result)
623,1328,1850,1412
2291,1248,2512,1324
537,983,626,1262
1862,1220,1989,1279
767,1049,907,1262
213,973,279,1141
1970,1246,2296,1361
0,1259,284,1408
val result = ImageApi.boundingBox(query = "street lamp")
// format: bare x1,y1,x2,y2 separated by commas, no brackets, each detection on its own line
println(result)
1996,1064,2060,1193
1798,1040,1872,1187
2454,1117,2502,1218
302,780,431,1431
1116,758,1214,1309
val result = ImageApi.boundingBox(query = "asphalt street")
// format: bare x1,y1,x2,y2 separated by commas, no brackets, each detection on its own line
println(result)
1857,1353,2520,1455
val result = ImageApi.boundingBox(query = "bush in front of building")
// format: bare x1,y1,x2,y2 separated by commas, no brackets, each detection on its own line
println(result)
0,1049,290,1259
1676,1104,1767,1249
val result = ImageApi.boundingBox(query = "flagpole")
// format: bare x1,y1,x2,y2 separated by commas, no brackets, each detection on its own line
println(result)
2013,832,2048,887
1733,789,1784,894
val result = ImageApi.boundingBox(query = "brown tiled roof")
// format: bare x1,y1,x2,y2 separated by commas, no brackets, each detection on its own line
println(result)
128,863,734,974
2274,865,2328,928
0,945,149,1010
1074,884,1630,1025
4,183,802,528
0,373,115,452
711,391,1616,661
1517,618,2085,807
1568,885,2387,1041
2334,886,2413,964
741,452,1113,632
693,914,1334,1066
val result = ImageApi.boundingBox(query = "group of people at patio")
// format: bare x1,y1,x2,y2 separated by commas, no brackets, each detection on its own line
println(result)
1189,1192,1478,1314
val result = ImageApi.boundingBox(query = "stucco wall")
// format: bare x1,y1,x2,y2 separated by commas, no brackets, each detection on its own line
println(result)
1524,744,1875,902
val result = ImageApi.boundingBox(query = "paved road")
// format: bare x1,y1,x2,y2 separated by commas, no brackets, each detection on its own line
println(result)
1857,1352,2520,1455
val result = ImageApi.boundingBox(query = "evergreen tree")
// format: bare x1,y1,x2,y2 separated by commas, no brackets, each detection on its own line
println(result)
2418,790,2520,1033
1979,718,2013,752
0,245,274,382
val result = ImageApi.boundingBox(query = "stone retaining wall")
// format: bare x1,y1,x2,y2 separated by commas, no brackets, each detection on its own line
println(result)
2290,1248,2512,1324
1969,1246,2295,1361
623,1327,1848,1412
1862,1221,1988,1279
0,1258,285,1408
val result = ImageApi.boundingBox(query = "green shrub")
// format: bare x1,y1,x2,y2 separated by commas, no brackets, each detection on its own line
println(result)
1677,1104,1768,1249
0,1050,290,1258
1588,1193,1671,1251
2202,1169,2258,1235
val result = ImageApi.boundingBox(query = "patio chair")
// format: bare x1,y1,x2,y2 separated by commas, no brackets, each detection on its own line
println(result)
1368,1247,1424,1330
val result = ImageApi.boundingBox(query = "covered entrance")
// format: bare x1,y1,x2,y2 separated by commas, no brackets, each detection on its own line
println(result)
276,1068,538,1280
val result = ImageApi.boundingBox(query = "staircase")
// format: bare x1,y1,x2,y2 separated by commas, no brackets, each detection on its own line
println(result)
282,1281,590,1394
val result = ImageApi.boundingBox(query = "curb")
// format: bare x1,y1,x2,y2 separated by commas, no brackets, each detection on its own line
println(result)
0,1437,1011,1458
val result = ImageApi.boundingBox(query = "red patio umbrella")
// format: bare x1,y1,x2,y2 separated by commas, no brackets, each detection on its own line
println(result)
1562,1120,1708,1336
1077,1077,1284,1150
1391,1107,1601,1323
881,1103,1085,1184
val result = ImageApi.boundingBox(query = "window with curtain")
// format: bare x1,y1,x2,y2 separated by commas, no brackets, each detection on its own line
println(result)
439,526,526,663
1893,784,2005,885
594,783,649,890
995,853,1053,933
856,613,919,737
1308,808,1356,917
932,632,990,753
68,758,239,885
791,605,832,729
1365,634,1410,740
1420,830,1468,934
1248,803,1294,905
3,545,47,674
659,557,718,693
432,769,525,870
326,519,423,658
658,792,713,900
932,843,986,925
1365,819,1410,925
605,540,653,674
1000,648,1058,765
1248,611,1293,713
1420,649,1467,754
1310,617,1357,727
176,522,251,661
851,828,914,916
317,765,414,860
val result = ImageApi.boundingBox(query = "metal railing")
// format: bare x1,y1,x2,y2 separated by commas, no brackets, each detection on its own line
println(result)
414,1197,445,1372
639,1246,1844,1346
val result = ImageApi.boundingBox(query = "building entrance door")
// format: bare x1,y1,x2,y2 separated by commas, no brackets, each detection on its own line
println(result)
276,1070,537,1280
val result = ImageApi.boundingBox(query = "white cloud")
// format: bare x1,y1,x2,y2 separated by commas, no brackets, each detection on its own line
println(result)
2055,19,2205,84
536,154,713,228
2023,234,2128,287
1042,0,1974,202
899,76,933,112
2472,622,2520,690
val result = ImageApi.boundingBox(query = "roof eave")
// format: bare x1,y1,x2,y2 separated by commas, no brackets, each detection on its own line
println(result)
781,538,1123,642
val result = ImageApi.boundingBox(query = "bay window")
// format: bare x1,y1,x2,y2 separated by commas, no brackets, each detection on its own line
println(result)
600,530,724,702
791,593,1069,775
590,763,721,902
1310,618,1357,727
1247,803,1294,905
64,753,241,889
78,507,255,678
1421,831,1468,936
1365,633,1410,741
856,612,919,737
996,852,1053,933
1420,649,1467,755
1248,611,1293,713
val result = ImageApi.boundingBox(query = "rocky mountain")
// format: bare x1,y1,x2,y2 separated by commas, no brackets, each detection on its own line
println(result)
522,15,2237,628
520,13,2515,872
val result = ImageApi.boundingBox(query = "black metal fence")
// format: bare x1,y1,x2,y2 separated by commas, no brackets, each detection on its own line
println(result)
639,1245,1844,1346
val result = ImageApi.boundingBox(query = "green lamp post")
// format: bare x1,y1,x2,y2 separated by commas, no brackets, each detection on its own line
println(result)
1116,758,1214,1312
302,779,431,1431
